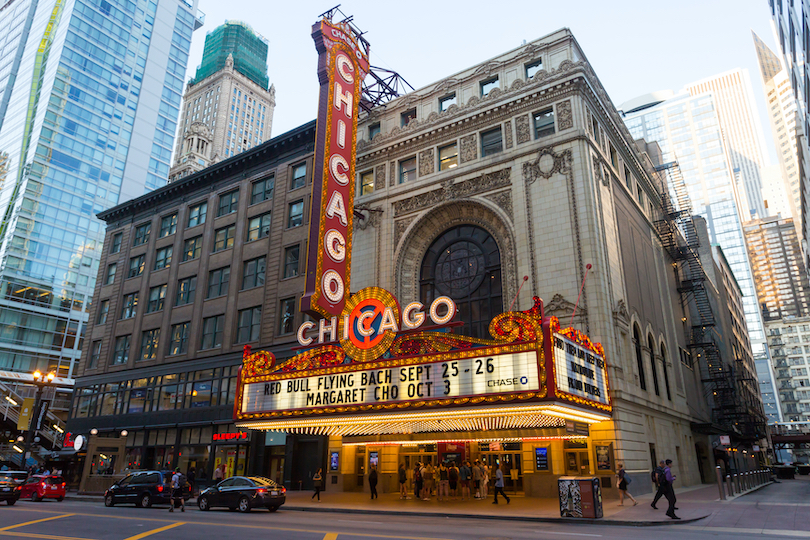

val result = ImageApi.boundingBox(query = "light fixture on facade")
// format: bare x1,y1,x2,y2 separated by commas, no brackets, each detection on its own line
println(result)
90,428,98,435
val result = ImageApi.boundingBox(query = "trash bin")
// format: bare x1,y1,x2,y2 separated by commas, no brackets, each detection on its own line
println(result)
558,476,603,518
775,466,795,480
796,465,810,476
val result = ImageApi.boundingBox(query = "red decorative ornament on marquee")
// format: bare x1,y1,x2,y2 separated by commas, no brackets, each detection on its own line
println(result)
549,316,606,358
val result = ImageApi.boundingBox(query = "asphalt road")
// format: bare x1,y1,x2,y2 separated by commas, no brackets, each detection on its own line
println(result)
0,498,808,540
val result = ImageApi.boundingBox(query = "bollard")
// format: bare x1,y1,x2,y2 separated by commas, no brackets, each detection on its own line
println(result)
744,472,749,491
734,473,741,494
726,474,733,496
716,466,726,500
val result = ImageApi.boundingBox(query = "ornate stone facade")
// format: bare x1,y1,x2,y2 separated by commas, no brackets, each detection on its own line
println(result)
418,148,435,177
393,168,511,217
504,120,514,149
375,164,386,190
460,134,477,163
557,99,573,130
515,114,531,144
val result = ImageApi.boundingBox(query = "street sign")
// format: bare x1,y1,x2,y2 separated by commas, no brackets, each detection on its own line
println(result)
720,435,730,445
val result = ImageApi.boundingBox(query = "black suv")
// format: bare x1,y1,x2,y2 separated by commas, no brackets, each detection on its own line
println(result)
0,473,22,505
104,470,191,508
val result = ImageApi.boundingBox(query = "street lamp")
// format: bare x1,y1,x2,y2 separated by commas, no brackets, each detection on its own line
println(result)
22,370,56,467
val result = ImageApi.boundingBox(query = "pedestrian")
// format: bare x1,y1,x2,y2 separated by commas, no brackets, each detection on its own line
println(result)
616,463,638,506
663,459,679,519
480,461,489,499
399,463,409,499
492,463,510,504
413,462,422,500
169,467,185,512
213,464,224,482
311,468,323,501
472,460,482,499
187,467,196,495
448,461,459,499
421,462,434,500
369,465,379,500
650,460,666,509
460,461,471,500
437,462,449,501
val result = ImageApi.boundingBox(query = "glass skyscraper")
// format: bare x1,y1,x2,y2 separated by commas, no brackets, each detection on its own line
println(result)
622,92,783,423
0,0,202,380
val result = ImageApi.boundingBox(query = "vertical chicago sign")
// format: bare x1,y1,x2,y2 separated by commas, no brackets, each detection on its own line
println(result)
301,19,370,318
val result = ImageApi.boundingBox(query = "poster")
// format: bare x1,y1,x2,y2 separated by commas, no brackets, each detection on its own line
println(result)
559,478,582,517
330,451,340,472
596,444,612,471
535,447,549,471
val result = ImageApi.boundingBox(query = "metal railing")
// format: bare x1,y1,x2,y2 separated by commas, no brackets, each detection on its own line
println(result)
716,466,772,500
1,380,67,447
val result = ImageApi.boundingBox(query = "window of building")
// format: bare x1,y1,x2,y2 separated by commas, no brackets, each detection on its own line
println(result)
128,255,145,278
201,315,225,350
481,127,503,157
279,297,296,335
140,329,160,361
290,164,307,190
439,143,458,170
284,245,300,279
175,276,197,306
217,190,239,217
242,257,266,290
368,123,381,140
480,77,499,97
439,93,456,111
251,175,274,204
105,263,117,285
634,325,647,390
591,114,600,145
609,144,617,168
399,157,416,184
401,108,417,127
533,108,555,139
147,284,167,313
159,214,177,237
183,236,202,261
288,200,304,228
637,183,644,206
169,323,190,356
96,299,110,325
110,233,122,254
624,165,632,189
133,223,150,246
188,201,207,228
358,170,375,196
661,343,672,401
648,335,660,396
153,246,172,270
112,335,131,365
246,212,272,241
207,267,230,298
525,59,542,79
88,340,102,369
237,306,262,343
121,292,138,319
213,225,236,252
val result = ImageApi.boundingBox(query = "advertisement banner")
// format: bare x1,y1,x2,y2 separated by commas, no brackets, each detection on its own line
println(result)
17,398,34,431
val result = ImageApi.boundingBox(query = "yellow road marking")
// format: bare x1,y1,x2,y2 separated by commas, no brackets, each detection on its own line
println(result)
323,534,338,540
0,532,92,540
122,522,185,540
0,514,75,531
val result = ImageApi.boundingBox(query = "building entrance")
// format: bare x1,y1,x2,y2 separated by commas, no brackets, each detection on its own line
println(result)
564,441,591,475
479,451,523,492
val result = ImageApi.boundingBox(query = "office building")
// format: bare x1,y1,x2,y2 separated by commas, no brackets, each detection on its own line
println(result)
169,21,275,182
0,0,203,386
621,89,782,423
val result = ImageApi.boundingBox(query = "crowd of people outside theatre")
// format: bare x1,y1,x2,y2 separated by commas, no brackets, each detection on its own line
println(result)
389,460,510,504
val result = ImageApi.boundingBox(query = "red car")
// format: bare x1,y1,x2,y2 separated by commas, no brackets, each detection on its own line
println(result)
20,475,66,502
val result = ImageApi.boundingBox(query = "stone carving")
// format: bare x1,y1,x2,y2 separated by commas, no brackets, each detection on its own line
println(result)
592,155,603,184
465,95,482,108
394,216,416,247
613,299,630,331
418,148,435,176
602,164,611,188
557,99,573,130
486,87,503,100
517,42,545,61
433,78,459,95
483,190,513,220
389,162,397,187
474,61,504,77
515,114,531,144
354,205,383,230
504,120,513,149
523,147,571,184
460,134,477,163
393,168,511,217
375,164,386,190
545,293,587,320
509,78,527,92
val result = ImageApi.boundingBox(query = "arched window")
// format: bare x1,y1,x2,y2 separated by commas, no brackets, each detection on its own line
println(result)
633,324,646,391
660,342,672,401
420,225,502,338
648,334,660,396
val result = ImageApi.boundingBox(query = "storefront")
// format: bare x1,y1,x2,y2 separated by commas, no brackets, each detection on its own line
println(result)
234,289,614,498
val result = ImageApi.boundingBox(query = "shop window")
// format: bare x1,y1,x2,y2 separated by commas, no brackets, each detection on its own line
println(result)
251,175,274,204
419,225,502,338
246,212,272,241
153,246,172,270
439,143,458,170
176,276,196,306
217,190,239,217
159,214,177,237
187,201,207,228
110,233,122,254
242,256,266,290
133,223,150,246
290,163,307,190
207,267,230,298
481,127,503,157
183,236,202,261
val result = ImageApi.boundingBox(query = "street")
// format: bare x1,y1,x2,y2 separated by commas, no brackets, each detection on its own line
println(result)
1,497,809,540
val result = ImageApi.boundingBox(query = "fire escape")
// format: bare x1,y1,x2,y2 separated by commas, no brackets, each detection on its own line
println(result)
654,161,766,442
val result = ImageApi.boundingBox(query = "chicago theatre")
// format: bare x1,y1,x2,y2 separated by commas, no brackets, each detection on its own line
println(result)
69,22,714,499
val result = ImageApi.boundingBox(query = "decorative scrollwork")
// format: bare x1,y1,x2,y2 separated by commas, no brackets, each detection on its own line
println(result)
488,297,545,343
275,345,347,374
242,347,277,378
389,332,506,357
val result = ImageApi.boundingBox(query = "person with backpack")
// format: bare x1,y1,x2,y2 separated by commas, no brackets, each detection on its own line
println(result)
651,460,667,509
662,459,679,519
448,461,459,499
616,463,637,506
169,467,186,512
311,468,323,501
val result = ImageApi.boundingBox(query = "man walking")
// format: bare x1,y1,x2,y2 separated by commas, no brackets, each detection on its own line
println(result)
169,467,185,512
369,464,379,500
650,460,666,509
663,459,679,519
492,463,510,504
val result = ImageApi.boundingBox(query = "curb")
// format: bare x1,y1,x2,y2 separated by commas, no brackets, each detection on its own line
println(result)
281,505,712,526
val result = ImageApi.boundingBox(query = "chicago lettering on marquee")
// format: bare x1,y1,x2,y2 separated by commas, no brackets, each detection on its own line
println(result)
301,19,370,319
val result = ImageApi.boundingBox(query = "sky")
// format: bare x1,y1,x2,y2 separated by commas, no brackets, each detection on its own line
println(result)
185,0,780,161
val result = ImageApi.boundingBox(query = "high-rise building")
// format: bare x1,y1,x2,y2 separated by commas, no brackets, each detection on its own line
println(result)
769,0,810,267
753,32,803,235
0,0,203,381
169,21,275,182
744,216,810,322
621,90,783,422
684,69,770,220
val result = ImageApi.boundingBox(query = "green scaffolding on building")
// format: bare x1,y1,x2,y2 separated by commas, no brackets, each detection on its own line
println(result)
191,21,269,89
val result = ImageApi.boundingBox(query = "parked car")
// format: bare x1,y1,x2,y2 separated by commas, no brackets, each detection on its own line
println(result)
104,470,191,508
198,476,286,513
0,474,22,505
19,475,65,502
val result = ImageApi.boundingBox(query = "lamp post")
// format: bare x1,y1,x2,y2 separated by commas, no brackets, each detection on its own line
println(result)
22,370,55,467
